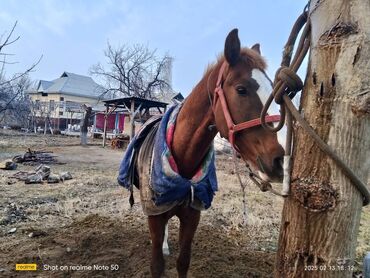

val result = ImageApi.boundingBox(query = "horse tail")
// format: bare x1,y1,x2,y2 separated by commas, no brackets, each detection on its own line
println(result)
129,184,135,207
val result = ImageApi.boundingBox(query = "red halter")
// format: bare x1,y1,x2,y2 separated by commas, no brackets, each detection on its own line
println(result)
213,62,281,150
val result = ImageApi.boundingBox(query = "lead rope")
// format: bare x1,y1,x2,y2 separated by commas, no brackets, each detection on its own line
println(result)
261,4,370,206
232,148,285,226
232,149,248,225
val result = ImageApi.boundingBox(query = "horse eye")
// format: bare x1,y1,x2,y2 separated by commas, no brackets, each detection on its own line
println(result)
235,86,247,95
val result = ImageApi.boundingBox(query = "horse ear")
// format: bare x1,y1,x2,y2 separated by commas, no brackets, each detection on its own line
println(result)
251,43,261,54
224,28,241,66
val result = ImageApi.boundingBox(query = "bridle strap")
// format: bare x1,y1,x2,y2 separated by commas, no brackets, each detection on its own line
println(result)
212,61,281,150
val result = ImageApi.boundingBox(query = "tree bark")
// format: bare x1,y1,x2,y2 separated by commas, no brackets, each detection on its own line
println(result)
275,1,370,277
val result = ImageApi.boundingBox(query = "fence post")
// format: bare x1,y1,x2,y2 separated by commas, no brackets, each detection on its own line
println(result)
364,252,370,278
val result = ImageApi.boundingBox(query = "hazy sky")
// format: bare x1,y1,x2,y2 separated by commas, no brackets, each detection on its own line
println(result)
1,0,306,96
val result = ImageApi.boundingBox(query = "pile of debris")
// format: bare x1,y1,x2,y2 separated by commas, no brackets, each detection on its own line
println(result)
0,203,28,225
12,148,61,166
111,134,130,149
11,164,72,184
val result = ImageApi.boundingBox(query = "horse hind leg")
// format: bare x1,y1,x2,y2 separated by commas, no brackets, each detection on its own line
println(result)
176,208,200,278
162,223,170,256
148,215,167,278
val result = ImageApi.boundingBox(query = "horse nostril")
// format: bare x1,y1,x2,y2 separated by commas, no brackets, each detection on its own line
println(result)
273,156,284,172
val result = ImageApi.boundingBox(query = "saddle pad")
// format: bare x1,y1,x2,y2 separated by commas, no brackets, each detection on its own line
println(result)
117,115,162,189
136,122,204,215
118,104,218,213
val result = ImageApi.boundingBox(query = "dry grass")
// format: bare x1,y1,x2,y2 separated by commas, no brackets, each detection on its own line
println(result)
0,130,369,276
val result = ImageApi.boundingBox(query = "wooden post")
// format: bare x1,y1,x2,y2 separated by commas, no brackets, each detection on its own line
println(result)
102,105,109,147
275,1,370,277
93,112,96,133
48,117,53,135
43,116,47,135
129,99,135,141
364,252,370,278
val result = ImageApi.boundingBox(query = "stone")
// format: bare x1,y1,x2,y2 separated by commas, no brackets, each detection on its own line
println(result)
8,227,17,234
47,173,60,184
35,164,51,179
0,160,17,170
60,172,72,181
25,173,43,184
28,230,47,238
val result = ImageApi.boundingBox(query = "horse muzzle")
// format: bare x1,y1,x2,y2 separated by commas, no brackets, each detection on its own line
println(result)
256,155,284,182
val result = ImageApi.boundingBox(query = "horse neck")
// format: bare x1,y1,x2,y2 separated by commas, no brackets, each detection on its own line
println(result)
171,61,222,179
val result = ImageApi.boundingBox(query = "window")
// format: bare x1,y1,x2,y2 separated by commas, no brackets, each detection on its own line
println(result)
60,97,64,101
59,111,63,116
49,100,55,111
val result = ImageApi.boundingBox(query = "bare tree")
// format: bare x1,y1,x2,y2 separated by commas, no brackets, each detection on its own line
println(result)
0,21,41,126
90,42,172,99
0,75,32,126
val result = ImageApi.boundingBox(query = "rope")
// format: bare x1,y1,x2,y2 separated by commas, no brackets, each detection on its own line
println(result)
216,138,283,226
261,7,370,206
232,150,248,226
231,147,284,227
217,137,283,198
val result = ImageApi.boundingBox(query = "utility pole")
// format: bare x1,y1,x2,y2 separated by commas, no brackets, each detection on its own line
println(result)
275,1,370,277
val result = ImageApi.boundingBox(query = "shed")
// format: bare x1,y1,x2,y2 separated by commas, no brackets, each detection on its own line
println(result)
101,97,168,146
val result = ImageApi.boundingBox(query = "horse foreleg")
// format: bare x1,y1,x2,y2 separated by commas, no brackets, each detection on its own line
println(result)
162,223,170,255
176,208,200,278
148,215,167,278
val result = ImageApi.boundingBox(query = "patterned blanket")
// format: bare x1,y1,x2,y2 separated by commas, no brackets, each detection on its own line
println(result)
117,104,218,210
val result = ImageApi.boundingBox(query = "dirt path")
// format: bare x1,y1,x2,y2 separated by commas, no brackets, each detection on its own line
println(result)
0,131,368,277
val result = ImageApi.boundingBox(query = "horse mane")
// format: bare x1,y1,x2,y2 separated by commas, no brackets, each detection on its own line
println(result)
204,47,267,76
238,48,267,69
187,47,268,103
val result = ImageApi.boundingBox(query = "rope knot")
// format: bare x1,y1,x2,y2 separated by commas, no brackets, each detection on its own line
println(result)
274,67,304,104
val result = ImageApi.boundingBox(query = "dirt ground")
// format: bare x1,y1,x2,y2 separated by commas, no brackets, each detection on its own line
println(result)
0,130,369,278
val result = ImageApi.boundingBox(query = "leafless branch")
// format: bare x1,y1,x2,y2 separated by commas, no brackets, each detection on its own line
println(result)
0,21,20,53
0,22,41,126
90,42,172,100
0,55,42,87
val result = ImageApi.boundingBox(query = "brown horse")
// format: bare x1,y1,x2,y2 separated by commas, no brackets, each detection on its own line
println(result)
137,29,284,277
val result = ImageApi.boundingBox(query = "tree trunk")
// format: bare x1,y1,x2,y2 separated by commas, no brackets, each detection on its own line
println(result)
81,108,91,146
275,1,370,277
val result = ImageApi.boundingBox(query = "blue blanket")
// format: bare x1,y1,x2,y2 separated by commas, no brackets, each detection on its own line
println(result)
117,104,218,209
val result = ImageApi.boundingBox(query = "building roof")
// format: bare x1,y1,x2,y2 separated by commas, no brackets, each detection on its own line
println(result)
172,92,184,102
103,97,168,111
31,72,105,99
38,80,53,91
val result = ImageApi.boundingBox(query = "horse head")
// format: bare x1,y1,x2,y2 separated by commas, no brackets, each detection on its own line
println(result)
213,29,284,182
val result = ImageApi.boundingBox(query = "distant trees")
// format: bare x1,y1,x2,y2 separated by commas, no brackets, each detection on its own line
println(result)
90,43,172,99
0,74,32,126
0,22,41,127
